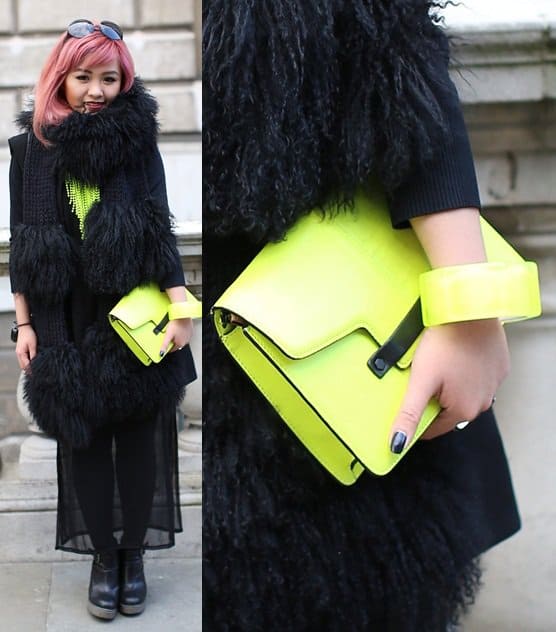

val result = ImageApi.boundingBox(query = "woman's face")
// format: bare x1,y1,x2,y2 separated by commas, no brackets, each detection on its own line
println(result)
63,62,122,114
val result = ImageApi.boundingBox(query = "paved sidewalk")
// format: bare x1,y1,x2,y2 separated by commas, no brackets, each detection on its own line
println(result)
0,557,201,632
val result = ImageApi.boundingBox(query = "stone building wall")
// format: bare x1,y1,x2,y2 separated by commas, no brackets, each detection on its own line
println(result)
445,2,556,629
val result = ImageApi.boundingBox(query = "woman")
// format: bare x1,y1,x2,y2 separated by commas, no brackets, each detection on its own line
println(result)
9,20,196,620
203,1,520,630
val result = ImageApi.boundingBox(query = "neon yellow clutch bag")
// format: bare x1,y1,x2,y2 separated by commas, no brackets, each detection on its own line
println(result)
213,191,541,485
109,283,202,366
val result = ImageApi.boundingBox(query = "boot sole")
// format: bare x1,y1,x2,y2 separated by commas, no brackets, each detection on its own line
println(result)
88,600,117,620
119,601,146,616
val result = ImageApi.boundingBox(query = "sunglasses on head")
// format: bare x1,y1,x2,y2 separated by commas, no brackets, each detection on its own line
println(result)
67,19,123,41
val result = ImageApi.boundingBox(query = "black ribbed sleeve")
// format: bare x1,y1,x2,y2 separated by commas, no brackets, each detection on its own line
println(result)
145,149,185,289
387,71,481,228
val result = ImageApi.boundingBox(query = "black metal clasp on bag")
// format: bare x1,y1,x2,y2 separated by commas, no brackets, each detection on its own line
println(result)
367,300,424,378
153,314,169,335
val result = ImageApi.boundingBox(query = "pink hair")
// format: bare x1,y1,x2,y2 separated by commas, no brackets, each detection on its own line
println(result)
33,26,135,145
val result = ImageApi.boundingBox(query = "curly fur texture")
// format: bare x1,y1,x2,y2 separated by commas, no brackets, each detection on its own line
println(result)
82,197,180,295
204,0,456,242
24,344,90,448
80,322,191,428
82,200,145,294
139,199,182,286
9,224,76,305
17,79,159,185
22,323,192,446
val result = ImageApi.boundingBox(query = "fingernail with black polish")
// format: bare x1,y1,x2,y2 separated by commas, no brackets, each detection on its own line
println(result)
390,431,407,454
159,350,165,357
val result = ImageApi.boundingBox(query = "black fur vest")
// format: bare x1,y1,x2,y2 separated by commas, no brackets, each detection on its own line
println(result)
204,0,454,243
10,80,194,448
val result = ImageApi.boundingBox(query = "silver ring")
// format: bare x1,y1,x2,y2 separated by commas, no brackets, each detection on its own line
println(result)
455,420,470,431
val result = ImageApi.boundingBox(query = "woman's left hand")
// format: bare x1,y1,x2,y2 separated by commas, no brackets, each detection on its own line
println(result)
159,318,194,356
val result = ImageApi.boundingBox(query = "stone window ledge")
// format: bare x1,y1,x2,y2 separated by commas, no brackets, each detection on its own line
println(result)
444,1,556,104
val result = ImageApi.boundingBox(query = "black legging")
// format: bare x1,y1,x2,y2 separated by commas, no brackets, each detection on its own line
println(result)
71,416,156,552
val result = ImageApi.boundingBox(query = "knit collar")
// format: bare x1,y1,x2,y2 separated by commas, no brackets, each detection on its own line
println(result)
17,78,159,184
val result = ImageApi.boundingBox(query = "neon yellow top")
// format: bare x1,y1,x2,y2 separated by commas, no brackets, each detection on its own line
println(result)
65,177,100,237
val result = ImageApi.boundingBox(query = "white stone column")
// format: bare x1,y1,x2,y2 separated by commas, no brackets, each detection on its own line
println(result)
16,372,58,480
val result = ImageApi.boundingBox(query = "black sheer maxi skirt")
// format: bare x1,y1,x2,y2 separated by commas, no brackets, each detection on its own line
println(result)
56,399,184,554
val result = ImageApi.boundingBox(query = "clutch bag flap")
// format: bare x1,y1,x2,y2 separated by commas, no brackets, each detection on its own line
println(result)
216,191,429,367
109,283,169,329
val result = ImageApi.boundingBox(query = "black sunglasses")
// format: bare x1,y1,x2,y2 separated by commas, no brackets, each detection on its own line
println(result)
67,19,123,41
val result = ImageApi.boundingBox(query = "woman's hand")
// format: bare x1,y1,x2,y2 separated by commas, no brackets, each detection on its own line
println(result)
387,207,511,453
15,325,37,373
159,285,196,356
389,318,510,451
159,318,194,356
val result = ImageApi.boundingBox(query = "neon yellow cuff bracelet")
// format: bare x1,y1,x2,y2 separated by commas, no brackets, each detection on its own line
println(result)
168,297,203,320
419,261,541,327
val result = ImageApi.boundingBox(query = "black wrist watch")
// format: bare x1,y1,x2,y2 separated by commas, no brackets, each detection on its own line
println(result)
11,321,31,343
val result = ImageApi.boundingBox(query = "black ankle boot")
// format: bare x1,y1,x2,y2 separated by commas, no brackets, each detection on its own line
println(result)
119,548,147,615
88,551,119,620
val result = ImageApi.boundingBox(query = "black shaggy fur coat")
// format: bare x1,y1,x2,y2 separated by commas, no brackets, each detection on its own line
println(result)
9,80,195,449
204,2,520,631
